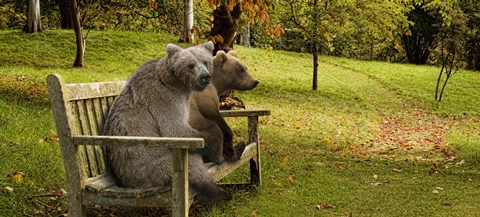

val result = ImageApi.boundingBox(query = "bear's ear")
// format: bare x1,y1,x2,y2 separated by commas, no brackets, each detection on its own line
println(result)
227,50,237,58
215,50,228,63
201,41,214,53
166,43,182,56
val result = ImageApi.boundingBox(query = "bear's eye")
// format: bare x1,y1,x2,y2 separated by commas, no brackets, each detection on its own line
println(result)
188,64,195,69
203,61,208,66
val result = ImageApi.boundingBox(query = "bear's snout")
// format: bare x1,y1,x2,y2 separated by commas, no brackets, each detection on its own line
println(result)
253,80,259,87
200,74,211,85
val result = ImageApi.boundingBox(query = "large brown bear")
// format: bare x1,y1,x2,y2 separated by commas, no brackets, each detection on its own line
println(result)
103,42,231,201
189,50,259,163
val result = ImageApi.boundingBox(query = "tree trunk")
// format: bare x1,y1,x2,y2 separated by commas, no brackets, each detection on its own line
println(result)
312,41,319,91
24,0,42,33
239,24,251,47
70,0,84,67
312,0,319,90
183,0,194,43
435,61,445,101
370,40,374,61
57,0,72,29
210,4,241,55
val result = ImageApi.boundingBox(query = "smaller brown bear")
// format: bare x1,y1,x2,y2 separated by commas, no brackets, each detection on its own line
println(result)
189,50,259,163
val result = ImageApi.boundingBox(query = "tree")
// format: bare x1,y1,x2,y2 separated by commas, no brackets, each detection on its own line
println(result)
434,1,467,101
56,0,72,29
183,0,194,43
24,0,42,33
279,0,353,90
206,0,281,54
401,1,441,64
278,0,407,90
462,0,480,70
70,0,84,67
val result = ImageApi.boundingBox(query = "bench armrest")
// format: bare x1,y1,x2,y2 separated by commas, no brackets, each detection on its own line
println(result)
73,135,204,149
220,109,271,117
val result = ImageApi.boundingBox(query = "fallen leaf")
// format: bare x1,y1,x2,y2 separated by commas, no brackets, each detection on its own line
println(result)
293,121,303,129
286,175,295,186
43,136,59,143
432,190,439,194
8,171,25,184
429,167,438,175
281,156,289,163
250,211,257,217
369,182,383,187
4,186,13,194
436,187,444,191
373,174,378,179
315,162,326,168
316,203,335,210
335,162,346,169
455,160,465,166
392,168,402,172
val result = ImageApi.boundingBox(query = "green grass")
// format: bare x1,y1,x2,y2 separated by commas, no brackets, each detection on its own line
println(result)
1,30,479,216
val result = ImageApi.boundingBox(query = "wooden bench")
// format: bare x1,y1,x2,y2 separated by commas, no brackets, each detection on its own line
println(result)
46,74,270,217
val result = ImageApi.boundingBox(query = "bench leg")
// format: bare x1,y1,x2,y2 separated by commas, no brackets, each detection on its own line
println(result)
171,148,189,217
68,197,87,217
248,116,261,186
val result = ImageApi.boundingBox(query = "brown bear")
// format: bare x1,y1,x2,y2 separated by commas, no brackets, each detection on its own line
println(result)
189,50,259,163
103,42,231,202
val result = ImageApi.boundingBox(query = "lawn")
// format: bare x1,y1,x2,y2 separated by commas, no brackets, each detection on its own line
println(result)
0,30,479,216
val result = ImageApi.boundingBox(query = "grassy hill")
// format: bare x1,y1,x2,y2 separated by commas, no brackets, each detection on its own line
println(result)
1,30,479,216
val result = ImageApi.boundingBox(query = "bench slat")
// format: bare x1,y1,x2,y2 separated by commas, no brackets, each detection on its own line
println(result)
220,109,271,117
208,142,258,182
73,135,205,149
66,81,126,101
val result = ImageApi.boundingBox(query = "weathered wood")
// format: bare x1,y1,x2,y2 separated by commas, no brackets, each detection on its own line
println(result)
248,116,261,186
207,142,257,182
46,74,88,217
85,175,170,198
220,109,271,117
66,81,126,101
48,74,270,217
171,148,189,217
73,135,204,149
82,191,175,207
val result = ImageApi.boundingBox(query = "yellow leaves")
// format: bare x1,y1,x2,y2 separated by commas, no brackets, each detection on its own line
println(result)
209,34,224,44
285,174,295,186
207,0,218,9
227,0,237,11
8,171,25,184
281,156,289,163
7,171,35,189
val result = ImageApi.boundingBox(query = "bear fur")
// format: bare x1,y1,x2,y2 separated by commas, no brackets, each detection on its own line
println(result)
103,42,231,201
189,50,259,163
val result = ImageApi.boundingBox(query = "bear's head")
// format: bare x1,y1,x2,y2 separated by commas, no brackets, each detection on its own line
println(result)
212,50,259,95
166,41,214,91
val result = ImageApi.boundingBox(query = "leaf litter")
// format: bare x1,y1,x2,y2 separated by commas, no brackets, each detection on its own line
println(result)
342,107,466,163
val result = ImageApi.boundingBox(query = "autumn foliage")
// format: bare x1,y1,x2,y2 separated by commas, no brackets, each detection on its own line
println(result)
206,0,283,53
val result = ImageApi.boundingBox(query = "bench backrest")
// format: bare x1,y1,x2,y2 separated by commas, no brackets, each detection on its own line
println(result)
47,74,126,178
